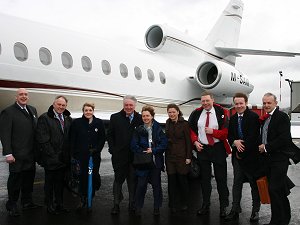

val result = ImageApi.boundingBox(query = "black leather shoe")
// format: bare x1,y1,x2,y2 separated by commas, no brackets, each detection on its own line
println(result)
128,204,135,213
8,206,20,217
181,205,188,211
219,207,227,218
56,205,70,214
22,202,42,210
170,208,177,214
224,210,239,221
47,205,58,215
197,205,209,215
111,204,120,215
135,208,142,217
249,211,259,222
153,208,160,216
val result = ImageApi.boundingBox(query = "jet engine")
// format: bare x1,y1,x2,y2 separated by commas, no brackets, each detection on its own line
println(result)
195,61,254,96
145,24,199,52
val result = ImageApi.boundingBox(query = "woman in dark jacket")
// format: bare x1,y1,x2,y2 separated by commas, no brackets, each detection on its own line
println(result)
165,104,192,213
131,105,167,216
69,103,106,211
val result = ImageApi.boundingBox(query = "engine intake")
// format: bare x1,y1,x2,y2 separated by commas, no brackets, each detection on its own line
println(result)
196,61,253,96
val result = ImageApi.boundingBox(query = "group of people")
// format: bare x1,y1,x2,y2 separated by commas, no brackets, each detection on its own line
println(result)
0,88,295,225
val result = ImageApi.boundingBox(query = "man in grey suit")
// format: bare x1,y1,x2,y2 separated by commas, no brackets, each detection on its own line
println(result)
0,88,40,217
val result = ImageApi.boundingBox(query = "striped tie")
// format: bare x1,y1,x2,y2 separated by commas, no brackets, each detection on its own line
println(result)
262,114,271,144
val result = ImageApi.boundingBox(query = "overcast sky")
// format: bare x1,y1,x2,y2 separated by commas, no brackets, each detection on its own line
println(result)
0,0,299,108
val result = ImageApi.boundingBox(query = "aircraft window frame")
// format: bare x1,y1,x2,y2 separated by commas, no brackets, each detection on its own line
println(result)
102,60,111,75
61,52,73,69
81,56,92,72
14,42,28,62
120,63,128,78
147,69,155,82
39,47,52,66
159,72,166,84
134,66,142,80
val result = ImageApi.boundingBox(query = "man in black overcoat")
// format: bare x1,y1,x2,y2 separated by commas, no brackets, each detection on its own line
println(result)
225,93,261,222
107,95,143,215
36,95,72,215
259,93,292,225
0,88,39,216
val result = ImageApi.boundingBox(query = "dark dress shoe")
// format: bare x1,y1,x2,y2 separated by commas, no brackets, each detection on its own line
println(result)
22,202,42,210
224,210,239,221
153,208,160,216
47,205,58,215
111,204,120,215
249,211,259,222
135,208,142,217
56,205,70,214
197,205,209,215
219,207,227,218
8,207,20,217
181,205,188,211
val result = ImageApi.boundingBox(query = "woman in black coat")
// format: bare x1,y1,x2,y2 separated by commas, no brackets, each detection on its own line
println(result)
69,103,106,210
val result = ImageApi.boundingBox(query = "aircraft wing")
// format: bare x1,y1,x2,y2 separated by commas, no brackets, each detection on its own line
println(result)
216,46,300,57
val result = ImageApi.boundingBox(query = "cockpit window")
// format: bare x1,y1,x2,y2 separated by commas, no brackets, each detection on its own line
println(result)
120,63,128,78
39,47,52,65
14,42,28,62
147,69,155,82
159,72,166,84
134,66,142,80
61,52,73,69
82,56,92,72
102,60,111,75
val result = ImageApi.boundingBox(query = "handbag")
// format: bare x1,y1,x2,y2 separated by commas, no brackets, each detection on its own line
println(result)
133,152,154,170
256,176,271,204
188,156,201,178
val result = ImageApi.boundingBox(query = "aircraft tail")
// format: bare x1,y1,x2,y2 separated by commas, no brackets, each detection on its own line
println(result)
205,0,244,64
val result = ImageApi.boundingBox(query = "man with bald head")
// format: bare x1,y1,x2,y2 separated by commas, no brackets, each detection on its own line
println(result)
0,88,39,216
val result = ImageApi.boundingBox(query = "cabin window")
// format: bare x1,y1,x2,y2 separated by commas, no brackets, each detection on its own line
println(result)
120,63,128,78
102,60,111,75
82,56,92,72
61,52,73,69
14,42,28,62
134,66,142,80
147,69,155,82
39,47,52,65
159,72,166,84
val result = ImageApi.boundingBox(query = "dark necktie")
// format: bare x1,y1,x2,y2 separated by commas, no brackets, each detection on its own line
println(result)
205,112,215,146
58,113,64,130
262,114,271,144
238,116,243,139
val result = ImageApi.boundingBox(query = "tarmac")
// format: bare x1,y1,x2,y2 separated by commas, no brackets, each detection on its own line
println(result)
0,141,300,225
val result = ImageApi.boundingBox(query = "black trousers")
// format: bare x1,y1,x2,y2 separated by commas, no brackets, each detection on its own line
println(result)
135,168,162,209
231,156,260,213
168,174,189,208
44,168,65,206
112,164,136,206
197,143,229,209
6,169,35,209
267,160,291,225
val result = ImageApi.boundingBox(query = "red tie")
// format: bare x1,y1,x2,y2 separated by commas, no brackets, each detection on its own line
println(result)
205,112,214,146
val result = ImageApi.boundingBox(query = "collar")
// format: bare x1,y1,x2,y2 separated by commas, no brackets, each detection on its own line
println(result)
268,107,276,116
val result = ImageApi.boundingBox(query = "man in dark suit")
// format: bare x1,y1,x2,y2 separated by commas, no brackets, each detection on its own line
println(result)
107,95,143,215
0,88,39,216
259,93,292,225
225,93,261,222
36,95,72,215
188,91,230,218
